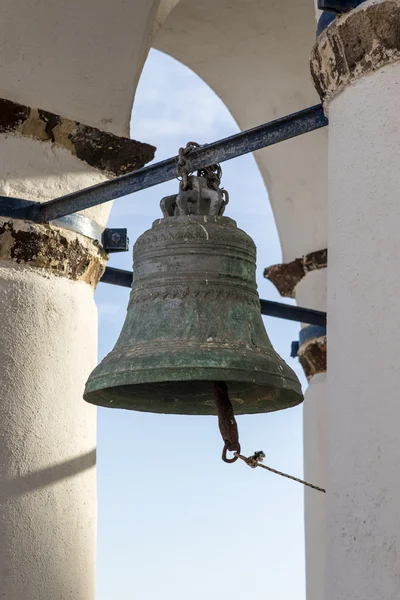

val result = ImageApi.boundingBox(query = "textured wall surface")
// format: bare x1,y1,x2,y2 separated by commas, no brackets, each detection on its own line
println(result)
327,58,400,600
0,268,98,598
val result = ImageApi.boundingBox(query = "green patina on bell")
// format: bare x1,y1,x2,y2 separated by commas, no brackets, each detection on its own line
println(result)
84,174,303,415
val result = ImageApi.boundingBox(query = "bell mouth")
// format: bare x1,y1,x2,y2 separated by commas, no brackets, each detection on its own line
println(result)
84,372,303,416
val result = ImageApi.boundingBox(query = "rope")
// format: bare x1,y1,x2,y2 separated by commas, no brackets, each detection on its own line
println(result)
235,451,326,494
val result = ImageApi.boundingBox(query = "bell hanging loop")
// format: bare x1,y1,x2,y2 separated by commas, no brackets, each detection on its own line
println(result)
176,141,229,211
84,144,303,416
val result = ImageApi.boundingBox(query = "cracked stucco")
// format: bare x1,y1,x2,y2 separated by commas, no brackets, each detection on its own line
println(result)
311,0,400,102
0,97,156,176
0,219,107,287
264,248,327,298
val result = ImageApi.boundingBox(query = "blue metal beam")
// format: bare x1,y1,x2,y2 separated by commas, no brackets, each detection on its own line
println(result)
100,267,327,327
28,104,328,223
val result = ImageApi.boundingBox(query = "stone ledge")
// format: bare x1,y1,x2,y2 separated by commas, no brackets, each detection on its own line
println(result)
311,0,400,102
0,97,156,176
0,219,108,287
264,248,327,298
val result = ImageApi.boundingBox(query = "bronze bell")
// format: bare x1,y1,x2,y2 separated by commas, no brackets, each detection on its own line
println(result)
84,174,303,415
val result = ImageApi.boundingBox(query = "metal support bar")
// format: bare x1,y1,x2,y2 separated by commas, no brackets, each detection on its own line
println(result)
100,267,134,288
100,267,327,327
29,104,327,223
318,0,365,13
259,299,326,327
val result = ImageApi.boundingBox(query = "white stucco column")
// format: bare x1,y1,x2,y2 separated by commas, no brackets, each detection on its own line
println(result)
265,253,327,600
311,1,400,597
296,270,327,600
0,142,104,600
0,102,154,599
266,256,327,600
0,0,161,594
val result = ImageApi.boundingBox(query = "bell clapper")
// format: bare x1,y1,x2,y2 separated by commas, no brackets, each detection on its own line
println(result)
212,381,241,463
211,383,325,492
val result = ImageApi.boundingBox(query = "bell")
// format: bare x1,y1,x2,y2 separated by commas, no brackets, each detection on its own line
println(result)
84,175,303,415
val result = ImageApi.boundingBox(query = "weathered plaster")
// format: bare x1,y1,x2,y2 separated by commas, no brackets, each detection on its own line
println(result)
311,0,400,102
298,336,327,380
0,219,107,287
264,249,327,298
0,98,155,176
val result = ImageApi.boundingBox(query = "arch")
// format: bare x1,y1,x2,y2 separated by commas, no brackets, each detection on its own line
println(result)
0,0,168,136
152,0,182,37
153,0,327,262
0,0,327,261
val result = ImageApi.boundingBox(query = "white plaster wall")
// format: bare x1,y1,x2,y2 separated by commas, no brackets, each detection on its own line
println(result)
0,0,165,135
0,133,111,599
296,269,327,314
326,61,400,599
0,135,111,226
0,2,172,596
153,0,181,36
154,0,328,261
303,373,326,600
0,266,97,599
296,269,327,600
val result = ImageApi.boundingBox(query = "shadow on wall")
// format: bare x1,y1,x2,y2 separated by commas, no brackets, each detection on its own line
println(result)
0,449,96,499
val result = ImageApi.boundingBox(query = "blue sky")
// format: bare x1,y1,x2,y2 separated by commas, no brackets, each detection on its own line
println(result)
95,49,307,600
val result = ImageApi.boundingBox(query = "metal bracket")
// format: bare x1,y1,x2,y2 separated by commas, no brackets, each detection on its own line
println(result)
101,228,129,253
291,341,300,358
0,197,129,253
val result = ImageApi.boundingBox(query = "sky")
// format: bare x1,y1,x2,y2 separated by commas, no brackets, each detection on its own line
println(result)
95,49,307,600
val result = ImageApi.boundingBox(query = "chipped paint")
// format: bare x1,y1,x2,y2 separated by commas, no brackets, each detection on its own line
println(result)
0,98,156,176
0,219,107,287
264,248,327,298
311,0,400,102
298,336,327,380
